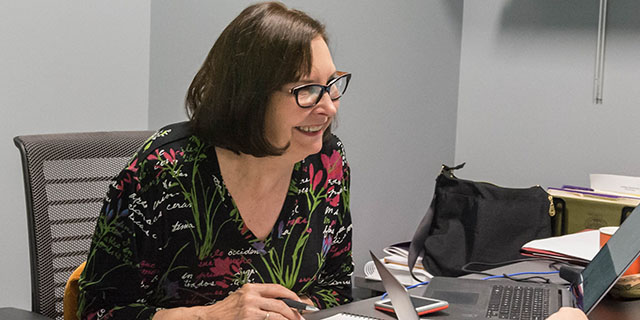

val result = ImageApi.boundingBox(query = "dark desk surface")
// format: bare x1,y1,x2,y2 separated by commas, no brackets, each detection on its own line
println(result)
305,295,640,320
307,261,640,320
0,307,51,320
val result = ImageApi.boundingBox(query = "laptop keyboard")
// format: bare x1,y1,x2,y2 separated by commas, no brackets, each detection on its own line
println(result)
486,284,550,320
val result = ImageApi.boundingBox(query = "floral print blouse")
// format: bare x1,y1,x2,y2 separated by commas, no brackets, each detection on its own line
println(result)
78,122,353,319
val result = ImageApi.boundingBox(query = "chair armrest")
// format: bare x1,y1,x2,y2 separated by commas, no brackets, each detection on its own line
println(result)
0,307,53,319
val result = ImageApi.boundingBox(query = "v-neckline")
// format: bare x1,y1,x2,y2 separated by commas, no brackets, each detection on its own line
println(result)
210,148,301,244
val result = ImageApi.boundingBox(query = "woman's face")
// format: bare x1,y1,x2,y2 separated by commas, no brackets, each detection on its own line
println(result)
265,37,339,162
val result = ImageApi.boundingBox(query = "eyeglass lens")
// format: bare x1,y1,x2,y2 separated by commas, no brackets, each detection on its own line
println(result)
296,74,350,108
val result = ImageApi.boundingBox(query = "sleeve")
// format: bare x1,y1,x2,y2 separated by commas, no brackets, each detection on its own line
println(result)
77,157,159,320
308,141,354,309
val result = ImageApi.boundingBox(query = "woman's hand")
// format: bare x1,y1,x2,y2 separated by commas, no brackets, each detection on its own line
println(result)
153,283,307,320
546,307,588,320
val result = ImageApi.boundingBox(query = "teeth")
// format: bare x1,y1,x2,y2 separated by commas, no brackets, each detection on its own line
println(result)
297,125,323,132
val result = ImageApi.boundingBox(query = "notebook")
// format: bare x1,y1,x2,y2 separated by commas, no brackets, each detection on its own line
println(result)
322,312,379,320
421,205,640,319
320,313,380,320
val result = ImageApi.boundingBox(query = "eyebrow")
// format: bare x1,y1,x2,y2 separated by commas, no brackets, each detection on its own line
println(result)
297,71,339,85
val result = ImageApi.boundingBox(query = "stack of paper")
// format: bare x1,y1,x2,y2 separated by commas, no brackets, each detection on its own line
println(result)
590,174,640,199
520,230,600,266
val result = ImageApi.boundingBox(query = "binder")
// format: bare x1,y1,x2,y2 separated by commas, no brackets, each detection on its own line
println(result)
548,188,639,235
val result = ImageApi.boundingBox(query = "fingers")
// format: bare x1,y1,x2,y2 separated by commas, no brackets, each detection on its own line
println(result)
255,310,304,320
197,283,308,320
258,296,300,320
243,283,301,300
547,307,587,320
232,283,303,320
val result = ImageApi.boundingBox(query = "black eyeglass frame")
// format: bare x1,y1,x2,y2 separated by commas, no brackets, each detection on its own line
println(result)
288,72,352,109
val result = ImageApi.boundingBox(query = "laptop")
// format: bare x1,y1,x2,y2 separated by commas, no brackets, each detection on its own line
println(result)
370,250,423,320
419,205,640,319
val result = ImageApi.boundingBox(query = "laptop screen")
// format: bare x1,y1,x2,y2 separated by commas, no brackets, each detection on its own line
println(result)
579,207,640,314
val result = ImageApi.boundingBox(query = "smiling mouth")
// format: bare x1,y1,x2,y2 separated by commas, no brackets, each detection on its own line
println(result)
295,125,324,133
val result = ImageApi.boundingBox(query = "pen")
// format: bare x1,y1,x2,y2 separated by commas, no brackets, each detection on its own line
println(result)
277,297,319,312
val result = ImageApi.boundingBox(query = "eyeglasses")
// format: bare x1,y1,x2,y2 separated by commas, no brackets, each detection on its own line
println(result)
289,72,352,108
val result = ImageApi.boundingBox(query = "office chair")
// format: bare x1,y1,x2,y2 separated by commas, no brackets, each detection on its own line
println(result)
3,129,153,320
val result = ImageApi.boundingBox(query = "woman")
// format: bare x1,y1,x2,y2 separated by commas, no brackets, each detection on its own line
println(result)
78,2,353,319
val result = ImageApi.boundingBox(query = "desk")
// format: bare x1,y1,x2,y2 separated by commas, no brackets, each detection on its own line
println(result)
306,295,640,320
0,308,50,320
307,261,640,320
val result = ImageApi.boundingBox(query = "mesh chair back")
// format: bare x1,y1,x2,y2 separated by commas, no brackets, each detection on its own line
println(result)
14,130,153,319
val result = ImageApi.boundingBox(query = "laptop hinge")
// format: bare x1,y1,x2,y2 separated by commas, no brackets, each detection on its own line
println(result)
559,265,583,285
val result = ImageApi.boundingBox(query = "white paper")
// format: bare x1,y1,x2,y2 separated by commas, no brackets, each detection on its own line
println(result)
590,173,640,198
521,230,600,261
320,313,376,320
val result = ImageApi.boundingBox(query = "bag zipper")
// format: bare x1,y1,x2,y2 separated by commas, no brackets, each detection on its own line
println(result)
443,165,557,217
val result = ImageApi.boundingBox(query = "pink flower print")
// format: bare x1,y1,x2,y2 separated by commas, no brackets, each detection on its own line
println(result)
331,241,351,258
163,148,183,164
115,172,134,198
164,149,176,163
287,217,308,227
146,150,165,175
126,158,138,173
309,163,324,192
115,180,125,197
326,186,340,207
146,150,159,161
147,148,183,166
321,150,343,188
240,224,251,238
210,257,241,277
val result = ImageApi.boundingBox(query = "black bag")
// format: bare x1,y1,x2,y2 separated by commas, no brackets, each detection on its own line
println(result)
408,163,555,277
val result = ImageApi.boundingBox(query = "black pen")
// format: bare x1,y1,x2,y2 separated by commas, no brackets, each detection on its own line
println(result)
277,297,319,312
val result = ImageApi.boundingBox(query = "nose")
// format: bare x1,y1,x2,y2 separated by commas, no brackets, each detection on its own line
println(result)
314,91,338,116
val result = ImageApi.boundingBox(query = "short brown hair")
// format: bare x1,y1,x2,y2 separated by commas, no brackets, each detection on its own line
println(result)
185,2,329,157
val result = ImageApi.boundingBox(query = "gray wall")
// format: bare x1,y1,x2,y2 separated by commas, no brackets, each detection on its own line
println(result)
455,0,640,188
0,1,151,309
149,0,463,275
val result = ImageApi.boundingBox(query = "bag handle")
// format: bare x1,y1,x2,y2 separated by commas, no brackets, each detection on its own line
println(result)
407,163,464,281
408,197,435,282
441,162,465,177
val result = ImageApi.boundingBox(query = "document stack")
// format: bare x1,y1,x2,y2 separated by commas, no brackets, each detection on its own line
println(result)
520,230,599,266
